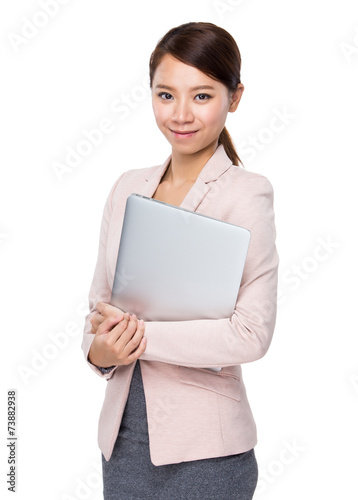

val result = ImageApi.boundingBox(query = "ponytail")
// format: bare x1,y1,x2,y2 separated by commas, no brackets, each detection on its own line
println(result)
218,127,244,168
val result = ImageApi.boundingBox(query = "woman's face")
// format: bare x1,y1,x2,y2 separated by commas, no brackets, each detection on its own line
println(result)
151,54,243,155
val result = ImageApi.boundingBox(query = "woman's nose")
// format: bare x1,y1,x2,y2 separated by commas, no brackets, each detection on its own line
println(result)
171,100,194,123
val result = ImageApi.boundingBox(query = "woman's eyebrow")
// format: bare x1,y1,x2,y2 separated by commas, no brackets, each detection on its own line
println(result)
155,84,215,91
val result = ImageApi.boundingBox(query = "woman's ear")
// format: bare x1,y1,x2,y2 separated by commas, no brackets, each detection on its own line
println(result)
229,84,244,112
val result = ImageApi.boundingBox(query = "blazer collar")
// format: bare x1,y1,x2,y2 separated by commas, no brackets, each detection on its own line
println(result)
142,144,233,212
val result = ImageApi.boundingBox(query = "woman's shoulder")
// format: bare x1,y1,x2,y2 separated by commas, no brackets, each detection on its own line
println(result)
226,164,275,193
114,163,159,184
106,163,162,206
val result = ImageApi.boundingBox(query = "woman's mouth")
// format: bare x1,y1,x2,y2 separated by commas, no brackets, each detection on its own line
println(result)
170,129,198,139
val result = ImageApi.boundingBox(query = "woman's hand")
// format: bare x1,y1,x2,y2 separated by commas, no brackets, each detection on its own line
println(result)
90,302,125,334
88,309,147,368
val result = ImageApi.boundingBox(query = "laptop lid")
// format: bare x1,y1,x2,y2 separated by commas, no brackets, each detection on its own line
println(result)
111,193,251,322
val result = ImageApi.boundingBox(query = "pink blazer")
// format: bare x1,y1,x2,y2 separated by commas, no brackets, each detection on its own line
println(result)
81,144,279,466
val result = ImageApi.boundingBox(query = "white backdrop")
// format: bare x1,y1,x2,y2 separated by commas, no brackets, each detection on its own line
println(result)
1,0,358,498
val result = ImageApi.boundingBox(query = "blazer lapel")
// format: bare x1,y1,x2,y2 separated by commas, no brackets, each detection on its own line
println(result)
108,145,234,286
141,144,233,213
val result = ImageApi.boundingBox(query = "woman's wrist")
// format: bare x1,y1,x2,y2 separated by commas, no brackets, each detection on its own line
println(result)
88,346,116,372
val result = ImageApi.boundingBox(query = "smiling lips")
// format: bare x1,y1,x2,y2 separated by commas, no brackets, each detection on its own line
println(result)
170,129,198,138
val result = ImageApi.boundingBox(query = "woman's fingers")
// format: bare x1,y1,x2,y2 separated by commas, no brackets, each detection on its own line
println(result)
91,302,127,334
90,312,104,334
122,320,147,358
90,313,146,367
97,313,127,338
114,318,147,365
110,315,147,363
108,314,138,345
96,301,125,318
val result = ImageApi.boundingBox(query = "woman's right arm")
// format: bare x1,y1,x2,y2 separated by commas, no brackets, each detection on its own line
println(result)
81,171,146,379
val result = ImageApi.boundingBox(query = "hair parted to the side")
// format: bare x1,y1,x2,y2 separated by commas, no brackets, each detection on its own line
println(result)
149,22,244,167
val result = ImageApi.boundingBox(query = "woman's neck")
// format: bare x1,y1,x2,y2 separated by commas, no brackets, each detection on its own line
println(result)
164,140,219,187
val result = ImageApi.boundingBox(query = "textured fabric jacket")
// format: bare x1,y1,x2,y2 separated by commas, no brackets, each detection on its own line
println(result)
81,144,279,466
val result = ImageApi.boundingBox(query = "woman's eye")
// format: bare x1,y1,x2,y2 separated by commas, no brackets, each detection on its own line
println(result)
158,92,173,100
157,92,211,101
195,93,211,100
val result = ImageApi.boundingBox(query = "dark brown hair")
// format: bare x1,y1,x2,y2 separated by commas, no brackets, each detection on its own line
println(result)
149,22,243,166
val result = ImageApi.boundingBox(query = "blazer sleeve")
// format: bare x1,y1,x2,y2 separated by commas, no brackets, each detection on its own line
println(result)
139,175,279,368
81,171,127,380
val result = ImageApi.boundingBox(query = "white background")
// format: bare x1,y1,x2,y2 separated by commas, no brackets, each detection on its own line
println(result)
1,0,358,498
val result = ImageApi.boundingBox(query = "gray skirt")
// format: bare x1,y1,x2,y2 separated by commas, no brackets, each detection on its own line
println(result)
102,361,258,500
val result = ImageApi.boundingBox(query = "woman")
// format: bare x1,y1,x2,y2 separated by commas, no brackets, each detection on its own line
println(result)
82,22,279,499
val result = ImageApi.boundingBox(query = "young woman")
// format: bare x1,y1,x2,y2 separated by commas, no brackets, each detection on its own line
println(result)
82,22,279,500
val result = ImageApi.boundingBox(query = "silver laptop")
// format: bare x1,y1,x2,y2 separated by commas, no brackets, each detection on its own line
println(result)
111,193,251,324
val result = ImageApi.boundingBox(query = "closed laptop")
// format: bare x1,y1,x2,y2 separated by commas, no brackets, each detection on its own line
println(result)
111,193,251,323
